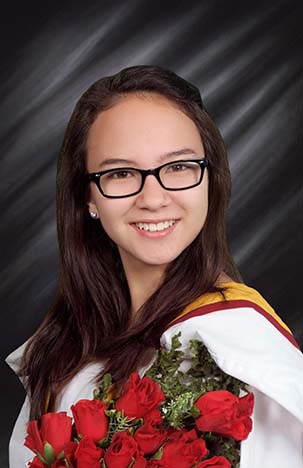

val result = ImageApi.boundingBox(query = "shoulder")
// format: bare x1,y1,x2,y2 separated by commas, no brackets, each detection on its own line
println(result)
5,340,103,414
5,340,28,383
160,281,303,424
163,281,298,350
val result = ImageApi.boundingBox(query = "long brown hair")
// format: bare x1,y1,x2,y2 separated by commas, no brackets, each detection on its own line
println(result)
20,65,243,419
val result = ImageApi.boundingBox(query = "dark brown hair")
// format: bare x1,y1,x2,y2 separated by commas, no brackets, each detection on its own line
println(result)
20,65,243,419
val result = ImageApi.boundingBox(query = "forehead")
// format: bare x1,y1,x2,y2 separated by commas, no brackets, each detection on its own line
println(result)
86,93,204,169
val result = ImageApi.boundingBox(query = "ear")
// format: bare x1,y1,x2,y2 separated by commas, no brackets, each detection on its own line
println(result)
86,186,99,219
87,201,99,218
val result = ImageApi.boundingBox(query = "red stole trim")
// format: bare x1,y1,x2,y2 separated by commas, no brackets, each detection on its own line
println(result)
166,299,300,350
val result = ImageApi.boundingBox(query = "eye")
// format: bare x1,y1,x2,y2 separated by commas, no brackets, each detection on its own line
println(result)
106,170,135,179
167,163,189,172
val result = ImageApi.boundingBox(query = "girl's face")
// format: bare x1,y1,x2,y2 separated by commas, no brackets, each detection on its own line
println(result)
86,93,209,271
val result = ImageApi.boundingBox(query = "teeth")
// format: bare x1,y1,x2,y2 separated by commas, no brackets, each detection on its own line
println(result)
135,220,176,232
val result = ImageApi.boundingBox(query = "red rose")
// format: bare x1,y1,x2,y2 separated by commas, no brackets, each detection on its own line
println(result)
104,431,142,468
52,460,74,468
160,432,208,468
167,428,198,443
145,408,163,425
146,461,163,468
133,455,147,467
71,399,108,442
62,441,77,461
115,373,165,419
29,455,75,468
28,457,44,468
134,420,167,456
25,412,73,457
196,456,231,467
74,436,103,468
194,390,254,441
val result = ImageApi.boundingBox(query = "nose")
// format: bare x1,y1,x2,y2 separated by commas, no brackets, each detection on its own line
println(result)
135,173,170,210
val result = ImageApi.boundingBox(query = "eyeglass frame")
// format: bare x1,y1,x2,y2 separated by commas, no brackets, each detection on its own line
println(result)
86,157,209,199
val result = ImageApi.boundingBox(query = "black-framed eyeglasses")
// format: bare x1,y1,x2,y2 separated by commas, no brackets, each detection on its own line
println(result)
86,157,209,199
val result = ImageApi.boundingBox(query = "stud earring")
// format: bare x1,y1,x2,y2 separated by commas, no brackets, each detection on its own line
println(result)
89,211,98,219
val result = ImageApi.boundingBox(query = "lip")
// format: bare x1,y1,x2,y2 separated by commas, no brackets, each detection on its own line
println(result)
130,219,179,238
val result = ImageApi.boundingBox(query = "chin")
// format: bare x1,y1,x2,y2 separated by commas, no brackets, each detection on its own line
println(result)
139,252,180,267
118,244,182,269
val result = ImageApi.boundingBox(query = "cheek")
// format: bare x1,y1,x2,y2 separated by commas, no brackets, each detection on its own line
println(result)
96,200,129,234
176,185,208,219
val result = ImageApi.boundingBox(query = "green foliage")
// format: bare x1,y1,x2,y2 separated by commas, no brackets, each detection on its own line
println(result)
94,373,112,401
98,411,139,448
187,338,249,396
203,433,241,468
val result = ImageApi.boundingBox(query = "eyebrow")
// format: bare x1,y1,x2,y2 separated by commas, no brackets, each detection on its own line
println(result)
98,148,198,168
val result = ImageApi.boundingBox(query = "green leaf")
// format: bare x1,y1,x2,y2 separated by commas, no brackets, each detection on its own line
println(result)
152,445,164,460
132,417,143,425
94,373,113,400
36,452,48,465
127,458,136,468
105,409,117,417
191,405,201,418
43,442,56,465
97,437,109,448
103,373,112,386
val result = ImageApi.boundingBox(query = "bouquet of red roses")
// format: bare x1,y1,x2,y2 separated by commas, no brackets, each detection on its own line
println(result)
24,333,254,468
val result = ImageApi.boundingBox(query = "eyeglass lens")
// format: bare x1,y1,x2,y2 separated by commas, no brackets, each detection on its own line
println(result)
100,161,203,197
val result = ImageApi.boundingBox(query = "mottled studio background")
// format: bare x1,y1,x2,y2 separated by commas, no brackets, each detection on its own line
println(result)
1,0,302,466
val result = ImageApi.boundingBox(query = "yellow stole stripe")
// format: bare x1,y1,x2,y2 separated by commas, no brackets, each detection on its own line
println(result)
176,281,292,334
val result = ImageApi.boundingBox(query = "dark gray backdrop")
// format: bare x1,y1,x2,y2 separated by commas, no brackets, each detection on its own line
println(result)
1,1,302,466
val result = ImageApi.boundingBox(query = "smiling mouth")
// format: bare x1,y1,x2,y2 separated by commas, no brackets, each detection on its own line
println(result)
132,219,177,232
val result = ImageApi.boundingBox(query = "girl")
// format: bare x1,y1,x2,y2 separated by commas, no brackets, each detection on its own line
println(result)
7,65,303,467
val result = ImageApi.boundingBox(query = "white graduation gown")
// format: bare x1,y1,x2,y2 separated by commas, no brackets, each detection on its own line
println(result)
6,282,303,468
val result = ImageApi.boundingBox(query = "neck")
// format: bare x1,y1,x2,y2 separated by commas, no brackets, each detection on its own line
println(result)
119,252,166,316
